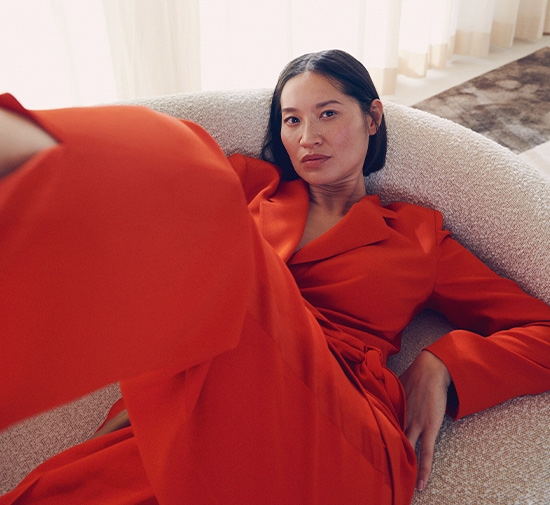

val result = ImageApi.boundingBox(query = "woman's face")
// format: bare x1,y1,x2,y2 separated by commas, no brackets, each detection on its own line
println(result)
280,71,376,188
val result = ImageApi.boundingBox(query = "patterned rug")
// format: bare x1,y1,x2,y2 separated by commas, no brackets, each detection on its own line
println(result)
413,46,550,177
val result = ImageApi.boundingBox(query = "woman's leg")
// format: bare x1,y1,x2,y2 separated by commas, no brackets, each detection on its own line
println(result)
0,95,254,429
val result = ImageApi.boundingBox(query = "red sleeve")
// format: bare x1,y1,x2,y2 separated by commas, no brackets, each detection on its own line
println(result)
425,213,550,419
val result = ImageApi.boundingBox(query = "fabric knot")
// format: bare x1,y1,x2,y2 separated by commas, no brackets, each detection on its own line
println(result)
365,349,385,381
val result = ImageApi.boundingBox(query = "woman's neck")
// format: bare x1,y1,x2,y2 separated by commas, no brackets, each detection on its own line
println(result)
295,179,367,252
308,179,367,217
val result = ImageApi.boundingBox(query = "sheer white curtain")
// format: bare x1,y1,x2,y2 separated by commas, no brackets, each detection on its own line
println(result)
1,0,548,108
0,0,116,109
0,0,200,108
199,0,549,95
103,0,201,99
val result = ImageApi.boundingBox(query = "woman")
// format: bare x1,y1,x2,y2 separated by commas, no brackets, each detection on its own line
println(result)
1,50,549,505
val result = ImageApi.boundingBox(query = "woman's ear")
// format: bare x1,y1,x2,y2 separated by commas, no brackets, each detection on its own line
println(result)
367,99,384,135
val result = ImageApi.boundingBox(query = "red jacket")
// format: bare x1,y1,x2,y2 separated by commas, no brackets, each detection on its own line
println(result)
229,153,550,421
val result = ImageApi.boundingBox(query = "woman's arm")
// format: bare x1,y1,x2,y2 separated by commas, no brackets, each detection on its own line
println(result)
400,211,550,491
426,221,550,419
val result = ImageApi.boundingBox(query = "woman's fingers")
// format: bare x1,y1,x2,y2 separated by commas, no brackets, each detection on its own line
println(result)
404,414,438,491
414,423,438,491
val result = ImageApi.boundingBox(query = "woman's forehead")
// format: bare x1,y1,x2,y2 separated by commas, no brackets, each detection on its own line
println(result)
281,72,350,109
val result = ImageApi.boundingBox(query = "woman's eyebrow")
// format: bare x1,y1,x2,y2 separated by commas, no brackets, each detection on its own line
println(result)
316,100,343,108
282,100,343,114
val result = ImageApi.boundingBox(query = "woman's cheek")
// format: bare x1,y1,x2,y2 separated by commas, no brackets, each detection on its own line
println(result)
282,132,298,157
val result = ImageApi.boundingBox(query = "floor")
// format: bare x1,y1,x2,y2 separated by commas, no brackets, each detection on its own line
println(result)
381,35,550,177
381,35,550,107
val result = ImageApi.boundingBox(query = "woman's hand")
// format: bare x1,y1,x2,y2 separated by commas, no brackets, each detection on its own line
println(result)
399,350,452,492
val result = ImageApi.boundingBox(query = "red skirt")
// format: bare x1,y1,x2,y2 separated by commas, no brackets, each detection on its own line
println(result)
0,95,416,505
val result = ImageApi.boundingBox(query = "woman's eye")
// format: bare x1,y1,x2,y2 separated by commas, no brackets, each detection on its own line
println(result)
321,110,336,118
283,116,300,125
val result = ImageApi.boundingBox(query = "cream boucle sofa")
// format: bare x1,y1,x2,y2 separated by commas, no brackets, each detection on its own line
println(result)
1,90,549,504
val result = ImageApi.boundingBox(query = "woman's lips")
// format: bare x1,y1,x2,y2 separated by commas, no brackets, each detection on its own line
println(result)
301,154,330,168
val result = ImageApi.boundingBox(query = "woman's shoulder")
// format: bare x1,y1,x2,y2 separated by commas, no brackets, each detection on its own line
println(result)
382,199,443,225
227,154,283,202
369,197,446,240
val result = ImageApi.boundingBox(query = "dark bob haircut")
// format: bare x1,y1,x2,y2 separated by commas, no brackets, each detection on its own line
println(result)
262,49,387,181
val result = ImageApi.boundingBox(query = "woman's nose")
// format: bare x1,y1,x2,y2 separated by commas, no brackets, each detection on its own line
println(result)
300,121,322,147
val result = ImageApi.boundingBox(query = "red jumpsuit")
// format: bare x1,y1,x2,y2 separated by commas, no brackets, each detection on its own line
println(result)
1,94,549,505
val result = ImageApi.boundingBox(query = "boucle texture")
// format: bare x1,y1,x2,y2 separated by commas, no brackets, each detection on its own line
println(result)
1,89,549,503
0,384,121,495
